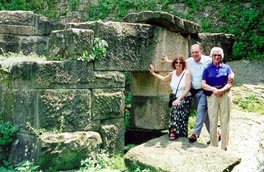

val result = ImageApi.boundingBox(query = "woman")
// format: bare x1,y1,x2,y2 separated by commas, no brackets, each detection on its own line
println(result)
149,55,192,140
201,47,233,150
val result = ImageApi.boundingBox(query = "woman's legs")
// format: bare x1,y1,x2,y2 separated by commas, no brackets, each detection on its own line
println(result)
169,96,192,138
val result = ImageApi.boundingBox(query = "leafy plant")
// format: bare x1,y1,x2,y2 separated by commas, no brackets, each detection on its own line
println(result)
77,149,126,172
15,160,41,172
87,37,108,61
0,160,13,171
233,93,264,114
69,0,79,11
26,115,65,136
70,37,108,62
0,0,58,19
0,121,19,169
232,84,264,115
0,121,19,146
127,162,152,172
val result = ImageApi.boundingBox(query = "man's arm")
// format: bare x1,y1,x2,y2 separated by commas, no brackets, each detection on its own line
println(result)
161,55,172,64
228,70,235,84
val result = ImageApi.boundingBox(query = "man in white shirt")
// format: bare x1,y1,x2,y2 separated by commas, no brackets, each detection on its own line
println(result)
186,44,211,142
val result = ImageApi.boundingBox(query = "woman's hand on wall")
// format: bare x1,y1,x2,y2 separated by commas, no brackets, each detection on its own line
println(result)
149,64,155,74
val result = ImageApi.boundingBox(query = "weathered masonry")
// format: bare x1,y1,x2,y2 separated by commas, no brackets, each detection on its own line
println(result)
0,11,234,170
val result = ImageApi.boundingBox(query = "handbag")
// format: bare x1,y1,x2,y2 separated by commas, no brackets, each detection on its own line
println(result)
168,93,176,108
168,71,185,108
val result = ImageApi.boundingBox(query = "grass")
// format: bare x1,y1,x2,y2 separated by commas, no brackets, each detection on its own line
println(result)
232,84,264,115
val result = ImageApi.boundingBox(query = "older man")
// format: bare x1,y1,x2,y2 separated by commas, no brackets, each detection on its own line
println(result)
202,47,233,150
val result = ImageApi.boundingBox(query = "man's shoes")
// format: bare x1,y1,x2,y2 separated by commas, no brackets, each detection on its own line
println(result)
206,133,221,145
189,134,198,143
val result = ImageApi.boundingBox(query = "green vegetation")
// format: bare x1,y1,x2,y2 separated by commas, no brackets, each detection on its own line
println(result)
0,0,58,19
87,37,108,62
14,161,41,172
0,120,19,170
188,109,196,136
26,115,65,137
77,149,126,172
232,85,264,115
124,72,132,129
0,121,19,146
85,0,156,21
0,161,36,172
46,37,108,62
199,1,264,61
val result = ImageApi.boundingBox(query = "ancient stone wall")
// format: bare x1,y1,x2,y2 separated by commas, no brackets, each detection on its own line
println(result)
0,10,236,171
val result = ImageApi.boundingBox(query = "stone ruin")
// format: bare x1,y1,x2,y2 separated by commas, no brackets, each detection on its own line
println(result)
0,10,239,171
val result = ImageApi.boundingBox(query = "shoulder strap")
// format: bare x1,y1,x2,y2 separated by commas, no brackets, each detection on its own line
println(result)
175,71,186,96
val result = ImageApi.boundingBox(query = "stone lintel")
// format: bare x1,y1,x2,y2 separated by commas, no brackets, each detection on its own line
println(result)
123,11,201,34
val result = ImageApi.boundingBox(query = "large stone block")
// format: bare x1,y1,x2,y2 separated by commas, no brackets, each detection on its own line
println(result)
0,11,36,26
48,28,94,58
92,89,125,120
39,89,91,131
151,29,189,72
90,71,125,88
0,25,35,36
101,118,125,154
7,60,125,89
130,72,171,130
70,21,158,71
0,35,49,55
131,72,171,96
7,60,96,89
0,34,20,53
228,60,264,84
33,61,94,88
38,131,102,171
131,96,169,130
0,89,37,132
10,133,40,165
0,88,91,132
125,135,241,172
20,36,48,55
70,21,189,72
0,11,64,36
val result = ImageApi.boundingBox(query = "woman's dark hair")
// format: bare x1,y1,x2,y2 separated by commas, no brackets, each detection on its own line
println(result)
171,54,186,70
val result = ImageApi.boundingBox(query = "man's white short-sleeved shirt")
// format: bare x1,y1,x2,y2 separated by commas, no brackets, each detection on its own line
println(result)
186,55,212,89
